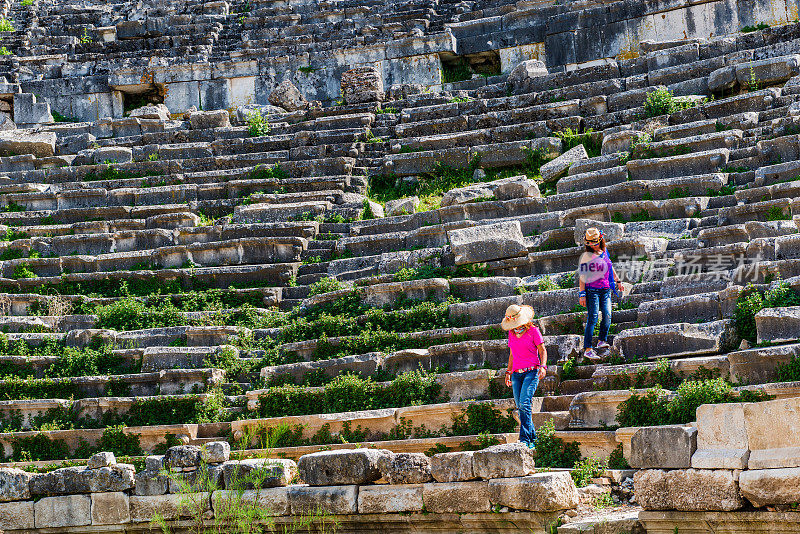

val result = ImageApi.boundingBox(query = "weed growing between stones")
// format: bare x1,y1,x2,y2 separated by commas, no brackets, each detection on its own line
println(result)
643,87,700,118
741,22,770,32
571,456,607,487
0,17,14,31
555,128,601,158
607,443,629,469
245,110,270,136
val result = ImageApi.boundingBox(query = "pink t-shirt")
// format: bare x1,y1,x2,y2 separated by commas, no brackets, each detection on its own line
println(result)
508,326,544,372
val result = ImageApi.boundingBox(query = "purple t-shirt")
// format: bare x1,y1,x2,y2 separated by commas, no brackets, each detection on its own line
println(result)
586,249,613,289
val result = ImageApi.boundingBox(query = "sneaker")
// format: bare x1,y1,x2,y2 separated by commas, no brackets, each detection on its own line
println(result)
596,340,610,350
527,442,536,451
583,348,602,362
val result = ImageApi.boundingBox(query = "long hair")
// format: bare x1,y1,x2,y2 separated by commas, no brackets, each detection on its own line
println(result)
585,235,607,254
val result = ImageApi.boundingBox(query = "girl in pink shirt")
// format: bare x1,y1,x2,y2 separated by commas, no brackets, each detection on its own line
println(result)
501,304,547,449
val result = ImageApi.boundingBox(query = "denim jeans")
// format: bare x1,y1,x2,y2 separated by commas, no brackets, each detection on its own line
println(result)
511,369,540,445
584,286,612,349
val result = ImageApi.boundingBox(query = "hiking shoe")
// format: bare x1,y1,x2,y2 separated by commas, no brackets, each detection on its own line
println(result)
583,348,602,362
527,442,536,451
596,340,610,350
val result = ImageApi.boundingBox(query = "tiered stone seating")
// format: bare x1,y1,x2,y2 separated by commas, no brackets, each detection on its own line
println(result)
1,0,800,530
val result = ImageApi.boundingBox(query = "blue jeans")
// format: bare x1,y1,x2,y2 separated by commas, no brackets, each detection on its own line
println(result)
584,286,612,349
511,370,540,445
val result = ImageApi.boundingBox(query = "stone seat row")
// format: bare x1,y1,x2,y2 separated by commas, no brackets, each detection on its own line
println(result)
0,235,305,278
0,261,295,294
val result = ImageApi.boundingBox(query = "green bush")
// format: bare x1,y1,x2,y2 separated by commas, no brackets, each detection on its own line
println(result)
777,355,800,382
735,282,800,343
616,378,763,427
450,403,517,436
0,17,14,32
95,297,185,331
308,277,345,296
607,443,630,469
97,425,143,457
257,370,443,418
533,420,582,468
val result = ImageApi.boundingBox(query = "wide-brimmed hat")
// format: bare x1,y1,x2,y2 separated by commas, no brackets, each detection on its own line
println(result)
501,304,534,331
585,227,603,245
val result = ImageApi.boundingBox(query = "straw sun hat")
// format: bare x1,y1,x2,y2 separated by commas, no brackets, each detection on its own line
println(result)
584,227,602,245
501,304,534,331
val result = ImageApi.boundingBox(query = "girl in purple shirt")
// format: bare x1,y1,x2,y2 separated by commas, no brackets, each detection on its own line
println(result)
502,304,547,449
578,228,622,362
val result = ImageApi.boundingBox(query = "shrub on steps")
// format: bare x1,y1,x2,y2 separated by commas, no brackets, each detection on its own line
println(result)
735,281,800,343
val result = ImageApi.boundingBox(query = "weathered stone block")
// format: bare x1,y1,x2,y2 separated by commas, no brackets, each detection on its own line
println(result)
269,80,308,111
744,396,800,469
201,441,231,464
429,451,476,482
0,468,32,502
422,481,490,513
35,494,92,528
630,426,697,469
129,493,211,522
129,104,169,120
222,459,297,489
341,66,384,104
0,130,56,157
509,60,548,93
212,488,290,517
691,403,749,469
488,472,579,512
87,451,116,469
0,500,34,530
377,453,432,484
740,467,800,508
91,491,130,525
188,109,230,129
165,445,202,469
385,196,419,216
540,144,588,182
288,485,358,515
634,469,743,511
297,449,391,486
357,484,424,513
755,306,800,344
447,221,527,265
472,443,536,479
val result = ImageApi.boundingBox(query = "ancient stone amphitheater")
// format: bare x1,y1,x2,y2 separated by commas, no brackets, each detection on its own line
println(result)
0,0,799,531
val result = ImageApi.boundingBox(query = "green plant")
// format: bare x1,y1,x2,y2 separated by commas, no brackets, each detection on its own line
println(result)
245,110,270,137
555,128,601,158
361,199,375,220
533,420,582,468
593,492,615,509
735,282,800,342
12,264,35,279
741,22,769,32
0,46,11,56
607,443,630,469
451,403,517,436
0,17,14,32
79,28,92,43
766,205,790,221
747,64,760,92
298,66,317,73
776,355,800,382
308,277,345,296
442,58,473,84
571,456,607,487
22,0,33,5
